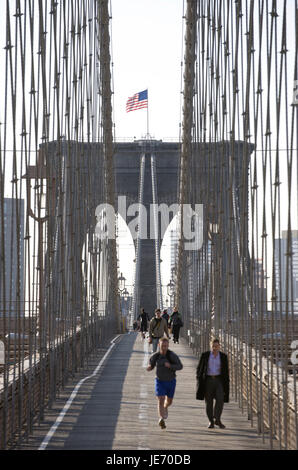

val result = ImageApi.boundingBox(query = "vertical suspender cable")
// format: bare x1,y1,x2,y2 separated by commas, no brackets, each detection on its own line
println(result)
151,153,163,310
132,153,145,321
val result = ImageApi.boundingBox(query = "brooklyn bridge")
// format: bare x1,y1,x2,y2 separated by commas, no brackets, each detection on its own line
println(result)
0,0,297,452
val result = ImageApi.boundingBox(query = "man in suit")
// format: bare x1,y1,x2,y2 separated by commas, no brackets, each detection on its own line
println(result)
196,338,229,429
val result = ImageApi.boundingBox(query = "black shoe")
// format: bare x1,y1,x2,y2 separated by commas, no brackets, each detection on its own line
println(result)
159,418,166,429
215,420,225,429
208,422,215,429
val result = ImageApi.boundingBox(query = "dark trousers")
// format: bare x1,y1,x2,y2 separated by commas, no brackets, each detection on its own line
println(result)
205,377,224,422
172,325,180,342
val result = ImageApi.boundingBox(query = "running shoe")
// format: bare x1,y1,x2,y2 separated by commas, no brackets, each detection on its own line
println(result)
159,418,166,429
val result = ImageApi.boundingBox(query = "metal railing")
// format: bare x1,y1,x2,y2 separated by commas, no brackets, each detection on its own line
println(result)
177,0,298,449
0,0,118,449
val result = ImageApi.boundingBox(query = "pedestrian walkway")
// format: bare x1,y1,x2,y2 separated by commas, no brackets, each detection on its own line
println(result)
17,332,277,450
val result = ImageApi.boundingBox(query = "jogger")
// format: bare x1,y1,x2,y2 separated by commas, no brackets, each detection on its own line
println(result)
147,337,183,429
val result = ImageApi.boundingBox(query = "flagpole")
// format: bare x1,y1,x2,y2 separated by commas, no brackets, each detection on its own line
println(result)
146,89,149,139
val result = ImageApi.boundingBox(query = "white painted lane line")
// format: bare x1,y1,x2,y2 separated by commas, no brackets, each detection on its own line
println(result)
142,337,150,368
138,338,151,450
38,335,121,450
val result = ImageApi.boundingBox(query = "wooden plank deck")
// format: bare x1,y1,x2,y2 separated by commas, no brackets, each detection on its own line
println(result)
15,332,277,450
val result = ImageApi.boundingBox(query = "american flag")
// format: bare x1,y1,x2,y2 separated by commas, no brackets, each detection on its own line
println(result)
126,89,148,113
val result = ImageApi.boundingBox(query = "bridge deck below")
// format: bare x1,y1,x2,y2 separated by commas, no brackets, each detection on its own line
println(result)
17,332,277,450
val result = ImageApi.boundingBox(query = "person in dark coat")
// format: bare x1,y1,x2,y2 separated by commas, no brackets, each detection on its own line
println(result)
196,338,229,429
169,306,183,344
137,307,150,339
161,309,169,324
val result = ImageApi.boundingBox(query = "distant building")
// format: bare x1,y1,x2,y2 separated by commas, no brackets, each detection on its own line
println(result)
169,228,179,308
0,198,25,317
170,229,179,273
274,230,298,313
254,259,268,311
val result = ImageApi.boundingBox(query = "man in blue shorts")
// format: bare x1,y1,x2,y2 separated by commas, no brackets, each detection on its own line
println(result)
147,337,183,429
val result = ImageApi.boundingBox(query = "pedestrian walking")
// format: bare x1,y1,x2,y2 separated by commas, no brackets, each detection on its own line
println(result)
148,308,170,353
137,307,150,339
162,309,169,323
147,337,183,429
169,306,183,344
196,338,229,429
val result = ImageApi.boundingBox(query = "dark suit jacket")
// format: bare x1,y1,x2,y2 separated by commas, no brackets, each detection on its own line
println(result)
196,351,229,402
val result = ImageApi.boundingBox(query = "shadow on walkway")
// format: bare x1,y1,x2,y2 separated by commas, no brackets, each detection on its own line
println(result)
49,334,135,450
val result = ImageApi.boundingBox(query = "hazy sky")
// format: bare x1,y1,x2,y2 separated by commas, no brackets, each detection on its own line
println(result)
112,0,184,301
111,0,184,141
113,0,298,306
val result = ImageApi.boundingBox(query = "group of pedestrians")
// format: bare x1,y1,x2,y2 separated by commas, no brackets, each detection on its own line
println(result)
135,308,229,431
136,306,183,349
